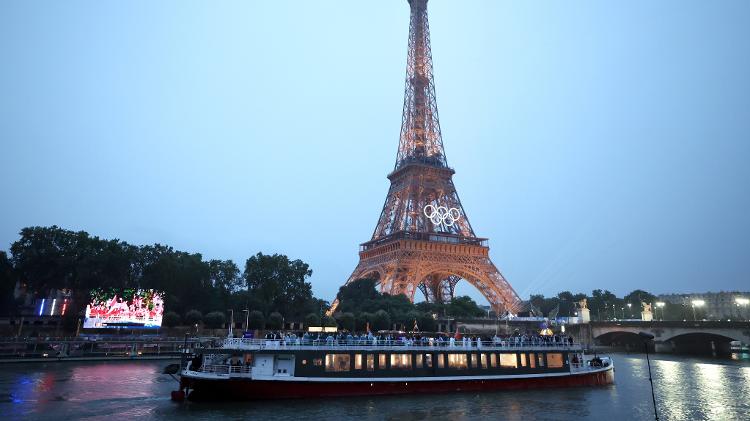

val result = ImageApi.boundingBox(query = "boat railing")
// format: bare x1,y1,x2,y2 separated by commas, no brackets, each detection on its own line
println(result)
221,338,583,352
188,363,252,377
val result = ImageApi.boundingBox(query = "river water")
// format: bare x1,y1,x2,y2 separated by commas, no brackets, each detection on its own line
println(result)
1,353,749,421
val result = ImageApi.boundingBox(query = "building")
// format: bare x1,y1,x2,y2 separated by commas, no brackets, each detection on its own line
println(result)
657,291,750,320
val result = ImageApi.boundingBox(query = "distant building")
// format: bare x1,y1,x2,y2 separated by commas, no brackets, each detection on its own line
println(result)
657,291,750,320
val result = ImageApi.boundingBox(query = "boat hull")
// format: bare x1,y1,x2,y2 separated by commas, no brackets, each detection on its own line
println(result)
183,367,614,401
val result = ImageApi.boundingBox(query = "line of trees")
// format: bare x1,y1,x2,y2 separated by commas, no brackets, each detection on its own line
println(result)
0,226,488,332
332,278,487,332
529,289,695,321
0,226,328,328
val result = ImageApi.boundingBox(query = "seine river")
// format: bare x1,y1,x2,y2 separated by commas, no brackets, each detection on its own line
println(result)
1,353,749,420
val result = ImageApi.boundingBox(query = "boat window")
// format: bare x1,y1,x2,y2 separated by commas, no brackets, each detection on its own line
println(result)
481,353,488,369
448,353,468,369
355,354,363,370
499,353,517,368
471,353,478,368
390,354,412,370
416,354,423,368
367,354,375,371
325,354,350,372
313,358,323,366
537,354,545,367
547,353,564,368
425,354,433,368
438,353,445,368
490,353,497,368
520,353,527,367
529,353,536,368
379,354,386,369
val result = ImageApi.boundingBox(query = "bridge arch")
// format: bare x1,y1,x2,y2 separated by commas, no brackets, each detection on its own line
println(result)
662,332,739,356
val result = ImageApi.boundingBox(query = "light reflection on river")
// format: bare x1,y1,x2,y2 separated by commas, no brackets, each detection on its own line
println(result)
0,353,748,420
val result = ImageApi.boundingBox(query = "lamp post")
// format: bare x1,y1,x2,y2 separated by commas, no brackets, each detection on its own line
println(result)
735,298,749,321
638,332,659,421
242,309,249,333
691,300,705,321
655,302,665,321
621,307,625,319
627,303,632,319
227,309,234,338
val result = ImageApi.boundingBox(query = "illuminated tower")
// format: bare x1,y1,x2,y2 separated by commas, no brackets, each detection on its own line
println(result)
330,0,521,314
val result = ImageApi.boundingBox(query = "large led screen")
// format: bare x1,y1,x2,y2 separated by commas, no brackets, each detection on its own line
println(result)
84,289,165,329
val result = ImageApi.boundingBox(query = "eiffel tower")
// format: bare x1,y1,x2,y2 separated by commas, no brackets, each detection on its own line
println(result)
330,0,521,314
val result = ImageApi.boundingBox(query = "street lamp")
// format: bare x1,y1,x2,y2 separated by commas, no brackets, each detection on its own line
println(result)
735,297,749,320
627,303,632,319
227,309,234,338
242,309,249,333
621,307,625,319
656,302,665,321
691,300,705,321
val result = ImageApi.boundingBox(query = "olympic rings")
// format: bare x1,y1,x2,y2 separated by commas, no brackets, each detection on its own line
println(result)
423,204,461,228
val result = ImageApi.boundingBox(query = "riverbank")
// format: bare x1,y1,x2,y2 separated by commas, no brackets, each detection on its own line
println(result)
0,336,214,364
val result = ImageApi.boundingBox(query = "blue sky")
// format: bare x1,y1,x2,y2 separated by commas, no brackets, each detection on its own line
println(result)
1,1,749,304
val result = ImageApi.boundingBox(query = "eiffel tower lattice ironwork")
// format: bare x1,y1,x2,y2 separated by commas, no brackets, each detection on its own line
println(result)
329,0,522,315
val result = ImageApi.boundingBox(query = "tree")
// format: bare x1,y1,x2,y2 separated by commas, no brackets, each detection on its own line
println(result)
337,312,355,332
203,311,226,329
0,251,18,315
417,312,437,332
336,278,380,314
304,313,320,327
248,310,265,329
185,310,203,326
207,259,241,310
447,296,485,317
267,312,284,329
357,312,374,331
243,253,314,319
624,289,656,318
322,315,337,327
163,311,181,327
373,309,391,331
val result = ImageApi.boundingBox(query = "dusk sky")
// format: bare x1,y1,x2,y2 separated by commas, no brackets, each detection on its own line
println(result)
1,1,749,305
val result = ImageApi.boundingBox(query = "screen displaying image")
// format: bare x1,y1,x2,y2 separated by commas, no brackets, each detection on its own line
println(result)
84,289,164,329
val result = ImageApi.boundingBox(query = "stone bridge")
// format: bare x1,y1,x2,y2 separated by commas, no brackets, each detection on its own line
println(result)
572,321,750,354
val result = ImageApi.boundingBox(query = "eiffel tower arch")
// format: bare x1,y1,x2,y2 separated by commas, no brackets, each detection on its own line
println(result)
329,0,522,315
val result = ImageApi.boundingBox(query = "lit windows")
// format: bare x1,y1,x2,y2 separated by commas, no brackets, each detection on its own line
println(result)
355,354,363,370
379,354,386,369
416,354,423,368
425,354,433,368
367,354,375,371
390,354,412,369
547,353,564,368
490,353,497,368
448,353,468,369
529,353,536,368
499,353,517,368
438,353,445,368
537,354,545,367
520,353,527,367
471,354,478,368
481,353,488,369
325,354,350,372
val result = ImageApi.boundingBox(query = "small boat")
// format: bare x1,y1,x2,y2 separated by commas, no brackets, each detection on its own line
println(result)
175,336,614,401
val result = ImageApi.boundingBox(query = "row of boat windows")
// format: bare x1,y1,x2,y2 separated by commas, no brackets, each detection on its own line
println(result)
301,352,566,373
